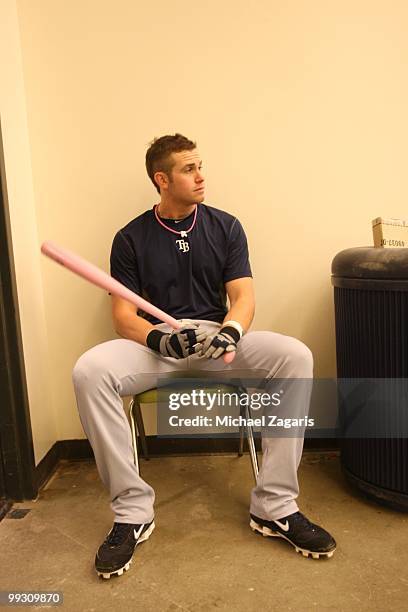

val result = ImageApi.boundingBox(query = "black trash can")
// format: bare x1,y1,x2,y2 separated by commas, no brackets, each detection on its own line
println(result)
331,247,408,511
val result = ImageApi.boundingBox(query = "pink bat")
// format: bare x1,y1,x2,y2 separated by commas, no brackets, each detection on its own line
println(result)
41,240,235,364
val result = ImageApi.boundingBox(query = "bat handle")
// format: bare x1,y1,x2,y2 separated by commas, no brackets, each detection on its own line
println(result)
223,351,235,364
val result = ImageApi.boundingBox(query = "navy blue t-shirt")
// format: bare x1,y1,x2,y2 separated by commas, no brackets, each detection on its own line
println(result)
110,203,252,324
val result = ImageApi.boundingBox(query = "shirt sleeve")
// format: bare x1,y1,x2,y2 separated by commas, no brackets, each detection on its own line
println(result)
223,218,253,283
109,230,141,295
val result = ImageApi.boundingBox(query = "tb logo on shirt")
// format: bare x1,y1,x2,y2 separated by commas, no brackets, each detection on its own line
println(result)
176,239,190,253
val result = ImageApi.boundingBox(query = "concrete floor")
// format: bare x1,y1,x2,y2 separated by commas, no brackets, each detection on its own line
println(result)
0,450,407,611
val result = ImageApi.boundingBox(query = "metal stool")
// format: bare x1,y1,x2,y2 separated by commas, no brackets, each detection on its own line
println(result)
129,383,259,482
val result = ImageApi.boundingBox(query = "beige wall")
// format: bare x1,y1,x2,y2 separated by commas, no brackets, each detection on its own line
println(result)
0,0,56,466
4,0,408,460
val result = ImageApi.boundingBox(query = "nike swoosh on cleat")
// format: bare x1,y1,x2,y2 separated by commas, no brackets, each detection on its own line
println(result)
273,519,289,532
134,525,144,540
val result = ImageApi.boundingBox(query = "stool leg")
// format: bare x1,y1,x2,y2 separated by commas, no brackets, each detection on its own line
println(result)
133,398,149,460
236,387,258,482
245,405,259,483
238,403,245,456
129,398,140,475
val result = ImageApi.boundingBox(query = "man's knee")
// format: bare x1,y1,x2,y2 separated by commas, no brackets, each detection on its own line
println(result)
72,348,108,391
281,336,314,376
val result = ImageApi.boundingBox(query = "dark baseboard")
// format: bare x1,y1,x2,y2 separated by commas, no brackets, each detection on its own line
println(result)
32,436,339,495
33,439,94,492
131,435,339,457
0,499,13,521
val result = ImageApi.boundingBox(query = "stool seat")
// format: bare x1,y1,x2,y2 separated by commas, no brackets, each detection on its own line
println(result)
129,381,259,482
134,388,161,404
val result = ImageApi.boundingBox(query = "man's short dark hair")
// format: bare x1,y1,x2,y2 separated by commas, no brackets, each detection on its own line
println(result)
145,133,196,194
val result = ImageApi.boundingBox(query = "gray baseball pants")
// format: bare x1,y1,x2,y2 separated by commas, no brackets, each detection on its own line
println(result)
72,320,313,525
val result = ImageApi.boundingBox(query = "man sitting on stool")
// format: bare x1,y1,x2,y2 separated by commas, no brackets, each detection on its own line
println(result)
72,133,336,579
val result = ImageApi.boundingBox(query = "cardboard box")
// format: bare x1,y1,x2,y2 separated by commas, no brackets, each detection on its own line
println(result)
372,217,408,248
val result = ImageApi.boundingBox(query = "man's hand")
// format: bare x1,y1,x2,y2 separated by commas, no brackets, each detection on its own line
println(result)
146,323,207,359
200,325,241,359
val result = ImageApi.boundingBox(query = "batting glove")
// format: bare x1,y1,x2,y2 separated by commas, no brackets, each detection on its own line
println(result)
146,323,207,359
200,324,241,359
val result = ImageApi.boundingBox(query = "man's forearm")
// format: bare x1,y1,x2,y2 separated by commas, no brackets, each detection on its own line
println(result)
223,297,255,333
115,312,156,346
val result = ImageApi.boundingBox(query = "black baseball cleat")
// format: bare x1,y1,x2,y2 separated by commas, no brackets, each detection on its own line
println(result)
250,511,336,559
95,520,155,579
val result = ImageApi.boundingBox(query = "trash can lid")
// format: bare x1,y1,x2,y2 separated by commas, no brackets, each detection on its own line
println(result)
332,247,408,279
